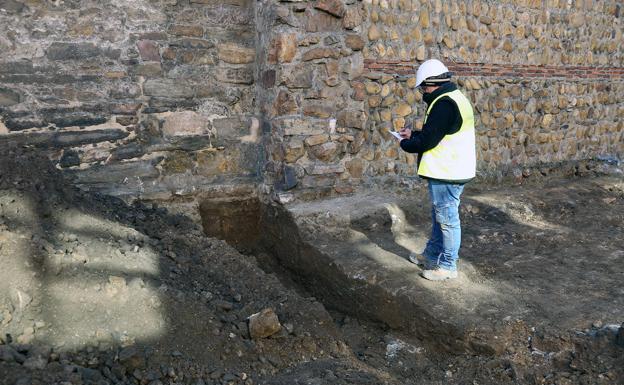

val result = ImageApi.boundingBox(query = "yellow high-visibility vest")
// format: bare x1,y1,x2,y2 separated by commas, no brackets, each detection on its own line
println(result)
418,89,476,181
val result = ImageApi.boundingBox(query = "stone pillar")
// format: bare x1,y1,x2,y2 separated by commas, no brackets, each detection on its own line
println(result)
256,0,368,201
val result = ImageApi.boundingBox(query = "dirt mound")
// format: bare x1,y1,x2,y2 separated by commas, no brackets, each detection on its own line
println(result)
0,145,623,385
0,147,383,385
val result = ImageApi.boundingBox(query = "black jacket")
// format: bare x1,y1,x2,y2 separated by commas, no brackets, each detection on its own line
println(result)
399,82,463,155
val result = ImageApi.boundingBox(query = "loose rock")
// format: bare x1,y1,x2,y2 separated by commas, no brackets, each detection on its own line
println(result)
248,308,282,339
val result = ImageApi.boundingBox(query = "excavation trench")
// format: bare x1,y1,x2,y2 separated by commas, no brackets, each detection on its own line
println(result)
198,195,500,355
198,177,624,361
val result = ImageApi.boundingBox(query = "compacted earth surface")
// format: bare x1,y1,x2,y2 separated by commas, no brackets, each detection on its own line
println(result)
1,144,623,385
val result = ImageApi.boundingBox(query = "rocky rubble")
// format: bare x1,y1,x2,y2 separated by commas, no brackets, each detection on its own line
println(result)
0,146,382,385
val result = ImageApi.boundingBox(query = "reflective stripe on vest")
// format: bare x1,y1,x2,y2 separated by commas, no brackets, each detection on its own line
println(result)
417,89,476,181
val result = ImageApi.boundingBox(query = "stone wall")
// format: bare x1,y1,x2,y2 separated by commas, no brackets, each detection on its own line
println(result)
1,0,623,205
0,0,260,203
262,0,624,200
364,0,622,66
361,0,624,182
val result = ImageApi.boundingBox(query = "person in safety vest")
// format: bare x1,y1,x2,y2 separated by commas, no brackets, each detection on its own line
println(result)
397,59,476,281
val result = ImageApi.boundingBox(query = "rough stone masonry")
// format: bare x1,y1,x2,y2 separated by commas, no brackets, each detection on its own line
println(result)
0,0,622,208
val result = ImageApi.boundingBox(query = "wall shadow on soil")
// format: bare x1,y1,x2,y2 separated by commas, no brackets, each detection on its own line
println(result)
0,145,245,384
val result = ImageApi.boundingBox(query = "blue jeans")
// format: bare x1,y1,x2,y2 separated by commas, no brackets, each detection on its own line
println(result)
422,179,464,271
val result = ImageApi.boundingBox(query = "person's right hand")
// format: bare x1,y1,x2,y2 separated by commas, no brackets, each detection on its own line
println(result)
399,128,412,139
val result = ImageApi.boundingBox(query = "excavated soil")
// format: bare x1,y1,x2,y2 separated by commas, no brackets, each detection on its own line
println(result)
1,144,623,385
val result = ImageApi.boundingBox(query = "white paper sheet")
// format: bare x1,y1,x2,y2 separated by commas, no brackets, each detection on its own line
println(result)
389,131,403,140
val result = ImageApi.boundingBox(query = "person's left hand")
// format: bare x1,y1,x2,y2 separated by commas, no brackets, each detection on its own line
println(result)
399,128,412,139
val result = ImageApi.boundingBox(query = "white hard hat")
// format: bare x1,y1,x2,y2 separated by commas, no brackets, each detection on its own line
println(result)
415,59,451,87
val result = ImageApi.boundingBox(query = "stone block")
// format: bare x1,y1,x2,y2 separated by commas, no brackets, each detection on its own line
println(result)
315,0,345,17
137,40,160,61
325,34,340,45
343,7,363,29
316,85,347,103
169,39,214,49
111,142,144,160
351,82,366,101
285,139,305,163
346,52,364,80
394,103,412,117
50,129,130,148
168,25,204,37
277,118,326,136
273,90,299,116
325,60,340,77
479,15,492,25
380,109,392,122
162,111,209,137
299,35,321,47
393,117,405,130
0,60,36,74
46,42,101,60
161,150,194,174
44,110,108,129
0,88,20,106
345,34,365,51
385,146,399,159
368,95,381,108
119,347,145,371
111,103,141,115
115,116,138,126
283,165,299,190
368,25,381,41
59,149,80,168
305,134,329,146
268,33,297,64
310,141,339,162
0,0,26,13
216,67,254,85
131,63,162,77
338,110,367,129
366,82,382,94
303,104,333,119
346,158,365,178
218,43,255,64
212,117,247,140
70,158,160,185
261,70,276,89
196,149,233,176
280,64,314,89
304,163,345,175
206,4,254,25
324,75,339,87
380,84,391,98
302,47,341,62
303,8,343,32
144,79,194,98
